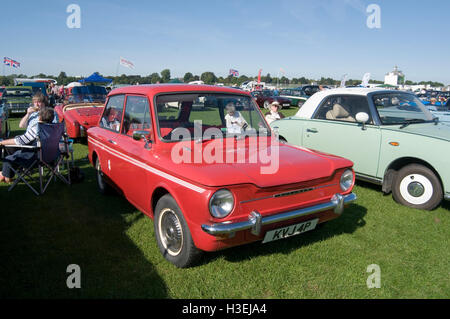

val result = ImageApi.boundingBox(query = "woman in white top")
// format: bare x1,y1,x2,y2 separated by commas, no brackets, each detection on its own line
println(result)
224,102,248,134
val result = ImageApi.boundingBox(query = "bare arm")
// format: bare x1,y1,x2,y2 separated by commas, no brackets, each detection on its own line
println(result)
19,107,38,128
0,138,17,146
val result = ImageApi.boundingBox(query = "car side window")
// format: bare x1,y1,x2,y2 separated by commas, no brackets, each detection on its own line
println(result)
122,95,152,136
100,94,125,132
314,95,374,124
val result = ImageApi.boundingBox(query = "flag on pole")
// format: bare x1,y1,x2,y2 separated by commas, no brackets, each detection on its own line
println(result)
229,69,239,77
257,69,262,83
340,74,348,88
361,72,371,87
119,57,135,69
4,57,20,68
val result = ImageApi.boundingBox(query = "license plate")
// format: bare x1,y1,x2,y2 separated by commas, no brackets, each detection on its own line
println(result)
262,218,319,243
11,109,25,113
283,104,290,107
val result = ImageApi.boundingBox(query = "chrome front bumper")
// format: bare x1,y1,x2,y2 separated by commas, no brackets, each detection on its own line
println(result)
201,193,357,236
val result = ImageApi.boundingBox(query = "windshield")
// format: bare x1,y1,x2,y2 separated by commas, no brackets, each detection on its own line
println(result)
372,92,435,125
68,86,107,103
4,88,32,98
156,93,270,142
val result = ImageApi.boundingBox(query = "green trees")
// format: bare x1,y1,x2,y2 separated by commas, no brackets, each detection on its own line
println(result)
161,69,171,83
183,72,195,83
200,72,217,85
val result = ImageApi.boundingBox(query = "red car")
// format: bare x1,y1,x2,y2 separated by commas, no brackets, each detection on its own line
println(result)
251,89,292,109
87,84,357,267
55,85,107,139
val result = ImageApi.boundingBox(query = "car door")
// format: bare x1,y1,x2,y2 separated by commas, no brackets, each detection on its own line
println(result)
96,94,126,182
113,94,155,210
302,94,382,179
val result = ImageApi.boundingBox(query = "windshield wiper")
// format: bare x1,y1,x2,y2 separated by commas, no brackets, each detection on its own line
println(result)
399,119,427,129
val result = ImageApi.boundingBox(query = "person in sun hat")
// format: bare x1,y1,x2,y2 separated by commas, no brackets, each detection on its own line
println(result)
264,101,285,125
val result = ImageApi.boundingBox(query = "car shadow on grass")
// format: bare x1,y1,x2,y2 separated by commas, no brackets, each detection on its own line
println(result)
200,203,367,265
0,166,168,299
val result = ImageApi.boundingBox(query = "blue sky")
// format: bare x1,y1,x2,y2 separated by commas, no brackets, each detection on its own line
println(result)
2,0,450,84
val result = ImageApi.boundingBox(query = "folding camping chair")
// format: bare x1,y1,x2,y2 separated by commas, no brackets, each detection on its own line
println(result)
2,122,71,195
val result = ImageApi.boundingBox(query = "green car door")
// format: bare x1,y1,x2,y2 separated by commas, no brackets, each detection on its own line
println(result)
302,94,382,179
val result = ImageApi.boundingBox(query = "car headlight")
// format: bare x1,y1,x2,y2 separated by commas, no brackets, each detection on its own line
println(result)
209,189,234,218
340,169,354,192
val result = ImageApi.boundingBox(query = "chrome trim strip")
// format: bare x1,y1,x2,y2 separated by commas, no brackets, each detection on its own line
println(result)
202,193,357,236
240,183,337,204
355,173,382,185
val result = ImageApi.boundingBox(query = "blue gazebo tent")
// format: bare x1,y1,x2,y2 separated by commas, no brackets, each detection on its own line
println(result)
78,73,112,84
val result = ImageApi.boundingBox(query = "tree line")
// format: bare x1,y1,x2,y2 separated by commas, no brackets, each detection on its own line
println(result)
0,70,445,88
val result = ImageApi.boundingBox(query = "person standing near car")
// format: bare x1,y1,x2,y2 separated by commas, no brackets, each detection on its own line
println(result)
265,101,285,125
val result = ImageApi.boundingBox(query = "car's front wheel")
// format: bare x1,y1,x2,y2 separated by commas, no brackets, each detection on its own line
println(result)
154,194,201,268
297,100,305,108
263,101,270,109
392,164,443,210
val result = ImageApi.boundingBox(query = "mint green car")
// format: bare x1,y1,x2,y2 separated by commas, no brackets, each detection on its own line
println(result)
271,88,450,210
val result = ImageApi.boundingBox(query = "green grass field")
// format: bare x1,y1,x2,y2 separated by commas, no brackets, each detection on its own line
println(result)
1,110,449,299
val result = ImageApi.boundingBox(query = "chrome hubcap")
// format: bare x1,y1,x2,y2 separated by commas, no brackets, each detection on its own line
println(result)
158,209,183,256
407,181,425,197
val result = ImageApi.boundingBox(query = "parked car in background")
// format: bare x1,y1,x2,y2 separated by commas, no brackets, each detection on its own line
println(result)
87,84,356,267
251,89,291,109
426,103,450,124
279,88,310,108
0,100,9,138
272,88,450,210
3,86,33,115
65,85,107,104
22,82,48,97
297,85,321,97
55,85,108,139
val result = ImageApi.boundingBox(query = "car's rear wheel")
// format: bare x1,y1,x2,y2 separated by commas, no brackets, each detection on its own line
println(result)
95,157,113,195
154,194,201,268
392,164,443,210
263,101,270,109
297,100,305,108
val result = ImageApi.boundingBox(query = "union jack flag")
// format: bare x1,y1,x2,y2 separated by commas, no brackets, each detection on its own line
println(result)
4,57,20,68
229,68,239,77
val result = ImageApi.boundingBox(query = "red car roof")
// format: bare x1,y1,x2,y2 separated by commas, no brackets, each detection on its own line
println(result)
108,84,248,97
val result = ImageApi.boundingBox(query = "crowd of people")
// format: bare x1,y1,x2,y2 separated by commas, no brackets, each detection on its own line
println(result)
0,92,58,183
46,83,66,107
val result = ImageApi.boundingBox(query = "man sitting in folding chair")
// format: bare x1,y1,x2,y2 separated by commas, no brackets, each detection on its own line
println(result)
0,108,71,195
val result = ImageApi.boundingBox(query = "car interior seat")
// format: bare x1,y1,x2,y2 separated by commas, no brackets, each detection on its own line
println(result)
326,103,355,122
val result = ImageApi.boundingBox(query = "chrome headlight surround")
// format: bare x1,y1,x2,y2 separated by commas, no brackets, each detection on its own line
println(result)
209,189,235,219
340,169,354,192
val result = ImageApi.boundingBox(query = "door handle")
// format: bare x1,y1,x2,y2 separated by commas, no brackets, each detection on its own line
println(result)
108,139,117,145
306,128,318,133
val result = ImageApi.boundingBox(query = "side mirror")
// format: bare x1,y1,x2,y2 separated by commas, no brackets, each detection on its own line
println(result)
355,112,369,130
133,130,152,149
